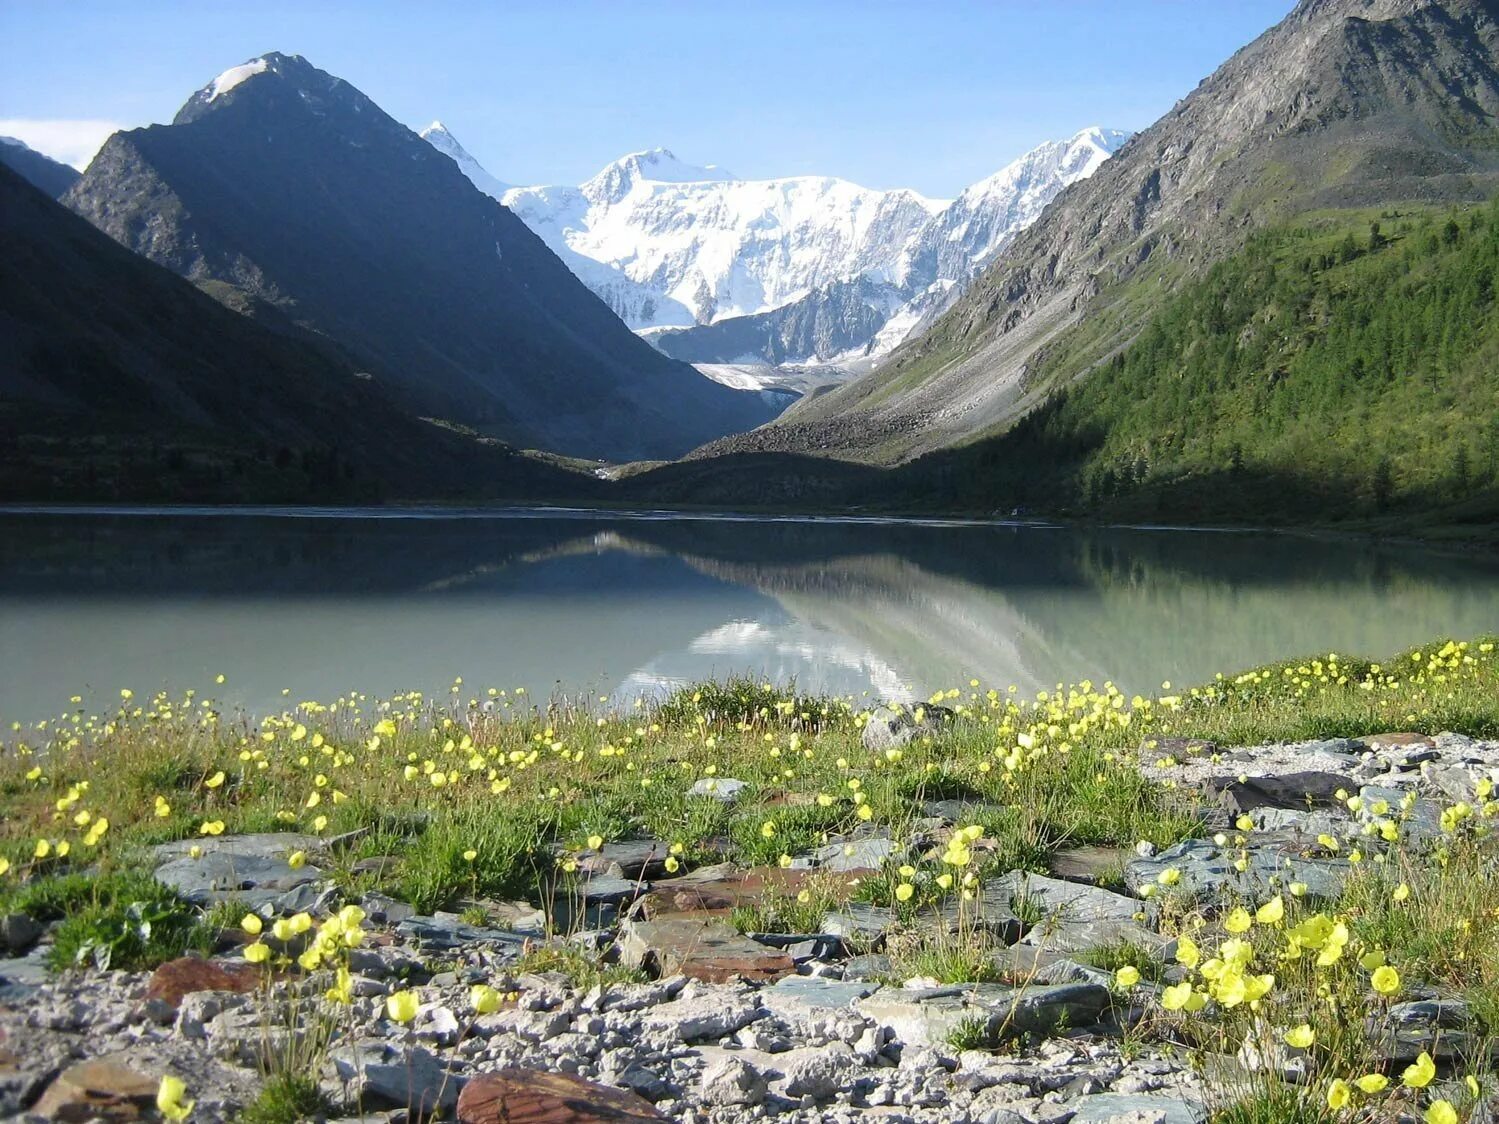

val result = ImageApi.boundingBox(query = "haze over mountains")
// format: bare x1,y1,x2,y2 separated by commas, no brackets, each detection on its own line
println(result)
423,124,1129,373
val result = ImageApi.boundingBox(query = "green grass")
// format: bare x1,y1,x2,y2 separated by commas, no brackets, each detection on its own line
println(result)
238,1074,327,1124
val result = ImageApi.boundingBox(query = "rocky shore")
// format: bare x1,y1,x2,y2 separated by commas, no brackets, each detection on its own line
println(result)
2,720,1495,1123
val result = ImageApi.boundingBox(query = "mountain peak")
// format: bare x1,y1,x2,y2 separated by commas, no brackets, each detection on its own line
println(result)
175,52,350,125
419,120,511,198
582,147,736,205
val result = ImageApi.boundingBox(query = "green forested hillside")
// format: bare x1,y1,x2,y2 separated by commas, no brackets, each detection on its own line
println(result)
905,202,1499,528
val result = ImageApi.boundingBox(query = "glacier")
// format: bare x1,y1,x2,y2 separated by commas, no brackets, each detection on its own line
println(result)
420,124,1130,369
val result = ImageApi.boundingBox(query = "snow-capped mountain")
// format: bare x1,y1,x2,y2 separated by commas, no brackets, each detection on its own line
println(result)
422,124,1130,368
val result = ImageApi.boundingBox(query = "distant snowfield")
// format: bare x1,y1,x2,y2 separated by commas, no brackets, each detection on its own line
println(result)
421,124,1131,374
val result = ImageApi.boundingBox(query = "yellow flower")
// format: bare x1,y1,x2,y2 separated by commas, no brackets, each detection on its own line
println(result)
1235,814,1254,832
241,914,263,936
1157,867,1181,887
586,834,604,851
287,850,306,870
1174,936,1200,969
1224,908,1252,934
664,856,679,873
467,983,501,1014
1326,1079,1352,1111
33,839,51,859
1114,966,1140,988
463,849,478,862
199,820,225,836
1403,1051,1436,1089
895,883,915,903
325,966,353,1004
387,990,420,1023
156,1076,194,1121
1370,965,1401,996
1425,1102,1457,1124
1255,896,1284,925
778,853,793,869
205,770,225,789
1392,882,1411,902
1283,1024,1315,1049
0,858,9,877
1354,1074,1388,1094
272,918,296,942
243,942,271,964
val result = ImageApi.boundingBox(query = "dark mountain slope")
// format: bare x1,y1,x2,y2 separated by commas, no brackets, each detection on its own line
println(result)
0,137,81,197
0,165,596,503
703,0,1499,465
64,53,775,462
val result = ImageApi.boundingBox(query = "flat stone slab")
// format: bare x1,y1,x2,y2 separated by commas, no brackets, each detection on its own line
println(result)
1125,837,1348,902
1020,918,1167,955
995,871,1143,926
32,1055,158,1122
395,916,529,954
759,974,877,1018
637,866,856,920
617,917,794,983
1070,1092,1207,1124
857,981,1111,1046
1206,771,1355,813
153,833,324,909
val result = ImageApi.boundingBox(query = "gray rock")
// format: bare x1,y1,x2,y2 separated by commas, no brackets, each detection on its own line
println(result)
996,870,1144,927
642,989,766,1043
1069,1092,1207,1124
1368,997,1482,1062
822,903,893,942
0,913,42,957
813,835,895,871
760,974,877,1018
779,1042,859,1099
394,915,528,954
327,1040,460,1115
688,777,750,803
862,703,953,751
699,1054,768,1107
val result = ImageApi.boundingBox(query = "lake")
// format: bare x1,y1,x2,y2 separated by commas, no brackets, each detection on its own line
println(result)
2,507,1497,723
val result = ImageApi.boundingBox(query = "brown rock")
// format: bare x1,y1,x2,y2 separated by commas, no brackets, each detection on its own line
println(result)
457,1069,667,1123
618,917,795,983
145,955,260,1012
32,1057,158,1122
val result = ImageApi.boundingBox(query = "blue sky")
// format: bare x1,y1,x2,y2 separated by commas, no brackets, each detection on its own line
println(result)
1,1,1292,196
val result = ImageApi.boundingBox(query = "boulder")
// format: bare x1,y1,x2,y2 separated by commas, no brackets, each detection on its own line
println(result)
812,834,896,872
698,1054,768,1107
779,1042,859,1099
862,703,953,751
457,1068,667,1122
0,913,42,955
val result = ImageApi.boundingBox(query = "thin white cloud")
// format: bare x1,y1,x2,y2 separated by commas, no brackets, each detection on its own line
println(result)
0,118,127,170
